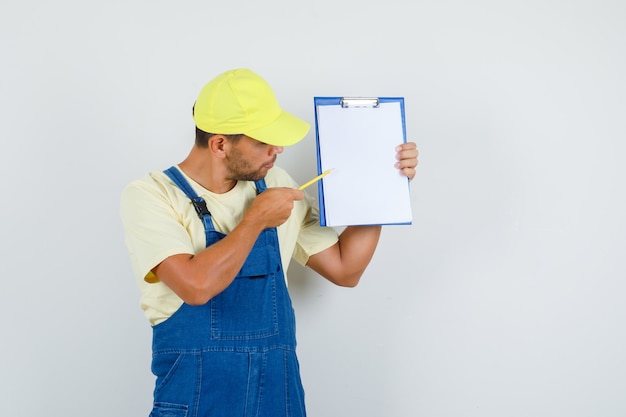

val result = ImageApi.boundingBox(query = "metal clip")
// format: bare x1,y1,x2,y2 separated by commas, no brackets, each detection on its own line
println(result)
340,97,380,108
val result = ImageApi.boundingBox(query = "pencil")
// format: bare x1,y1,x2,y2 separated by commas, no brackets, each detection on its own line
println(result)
298,169,333,190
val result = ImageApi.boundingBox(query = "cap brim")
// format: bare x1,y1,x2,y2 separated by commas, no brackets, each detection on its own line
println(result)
244,110,310,147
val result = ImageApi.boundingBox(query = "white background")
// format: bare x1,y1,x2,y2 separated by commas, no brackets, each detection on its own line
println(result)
1,1,625,416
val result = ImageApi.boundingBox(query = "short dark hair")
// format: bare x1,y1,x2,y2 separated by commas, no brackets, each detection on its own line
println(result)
195,127,243,148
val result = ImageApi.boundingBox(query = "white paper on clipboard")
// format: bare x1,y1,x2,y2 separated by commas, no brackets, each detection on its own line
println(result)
314,97,413,227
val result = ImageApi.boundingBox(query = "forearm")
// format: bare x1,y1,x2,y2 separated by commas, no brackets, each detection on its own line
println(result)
306,142,418,286
193,217,265,285
307,225,382,287
154,217,265,305
154,187,303,305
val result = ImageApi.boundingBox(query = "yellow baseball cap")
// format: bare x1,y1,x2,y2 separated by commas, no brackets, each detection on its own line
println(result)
193,68,310,147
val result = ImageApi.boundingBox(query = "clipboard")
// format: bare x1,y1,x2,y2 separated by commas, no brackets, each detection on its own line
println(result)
313,96,413,227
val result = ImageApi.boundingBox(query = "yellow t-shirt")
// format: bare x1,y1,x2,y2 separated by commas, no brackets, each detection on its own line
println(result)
120,165,338,325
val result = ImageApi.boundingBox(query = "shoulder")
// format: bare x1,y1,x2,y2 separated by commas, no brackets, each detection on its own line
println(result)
120,170,185,223
121,171,176,202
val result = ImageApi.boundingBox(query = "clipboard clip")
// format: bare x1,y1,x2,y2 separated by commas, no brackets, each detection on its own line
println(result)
340,97,380,108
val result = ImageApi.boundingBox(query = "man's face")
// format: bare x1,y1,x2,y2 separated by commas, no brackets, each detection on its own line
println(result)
224,135,284,182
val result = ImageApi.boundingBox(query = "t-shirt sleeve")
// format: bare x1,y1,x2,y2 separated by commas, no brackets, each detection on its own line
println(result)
292,192,338,266
120,177,195,283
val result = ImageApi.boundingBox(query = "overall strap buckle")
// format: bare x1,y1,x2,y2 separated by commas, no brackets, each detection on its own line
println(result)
191,197,211,219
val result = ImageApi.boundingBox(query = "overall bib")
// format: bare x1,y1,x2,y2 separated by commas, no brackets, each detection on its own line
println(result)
149,167,305,417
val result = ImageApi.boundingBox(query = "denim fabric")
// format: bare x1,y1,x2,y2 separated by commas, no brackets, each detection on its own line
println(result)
152,169,305,417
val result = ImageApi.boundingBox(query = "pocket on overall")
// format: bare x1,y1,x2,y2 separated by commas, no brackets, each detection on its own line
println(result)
210,235,279,340
151,352,199,409
149,402,188,417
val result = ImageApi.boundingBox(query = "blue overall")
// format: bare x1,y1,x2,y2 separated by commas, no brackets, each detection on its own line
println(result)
149,167,305,417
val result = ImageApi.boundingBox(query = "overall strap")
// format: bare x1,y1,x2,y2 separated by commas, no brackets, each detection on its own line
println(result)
163,166,269,241
253,178,281,250
163,166,216,236
254,178,267,194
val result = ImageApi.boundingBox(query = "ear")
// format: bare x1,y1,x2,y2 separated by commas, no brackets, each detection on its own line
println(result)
208,134,228,158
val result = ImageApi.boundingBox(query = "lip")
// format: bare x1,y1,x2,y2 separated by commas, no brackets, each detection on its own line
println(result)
264,156,277,169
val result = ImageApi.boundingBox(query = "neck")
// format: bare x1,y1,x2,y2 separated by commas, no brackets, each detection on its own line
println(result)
178,147,236,194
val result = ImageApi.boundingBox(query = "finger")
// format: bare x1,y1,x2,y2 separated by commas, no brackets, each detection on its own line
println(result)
395,157,419,169
396,141,416,149
396,146,419,160
291,189,305,201
397,150,419,163
401,167,416,181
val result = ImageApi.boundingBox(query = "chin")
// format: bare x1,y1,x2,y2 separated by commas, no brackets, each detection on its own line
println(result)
241,172,267,182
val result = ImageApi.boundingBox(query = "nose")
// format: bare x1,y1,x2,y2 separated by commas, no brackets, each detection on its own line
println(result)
271,145,284,155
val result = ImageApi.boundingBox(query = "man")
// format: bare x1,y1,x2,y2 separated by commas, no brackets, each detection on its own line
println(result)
120,68,419,417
